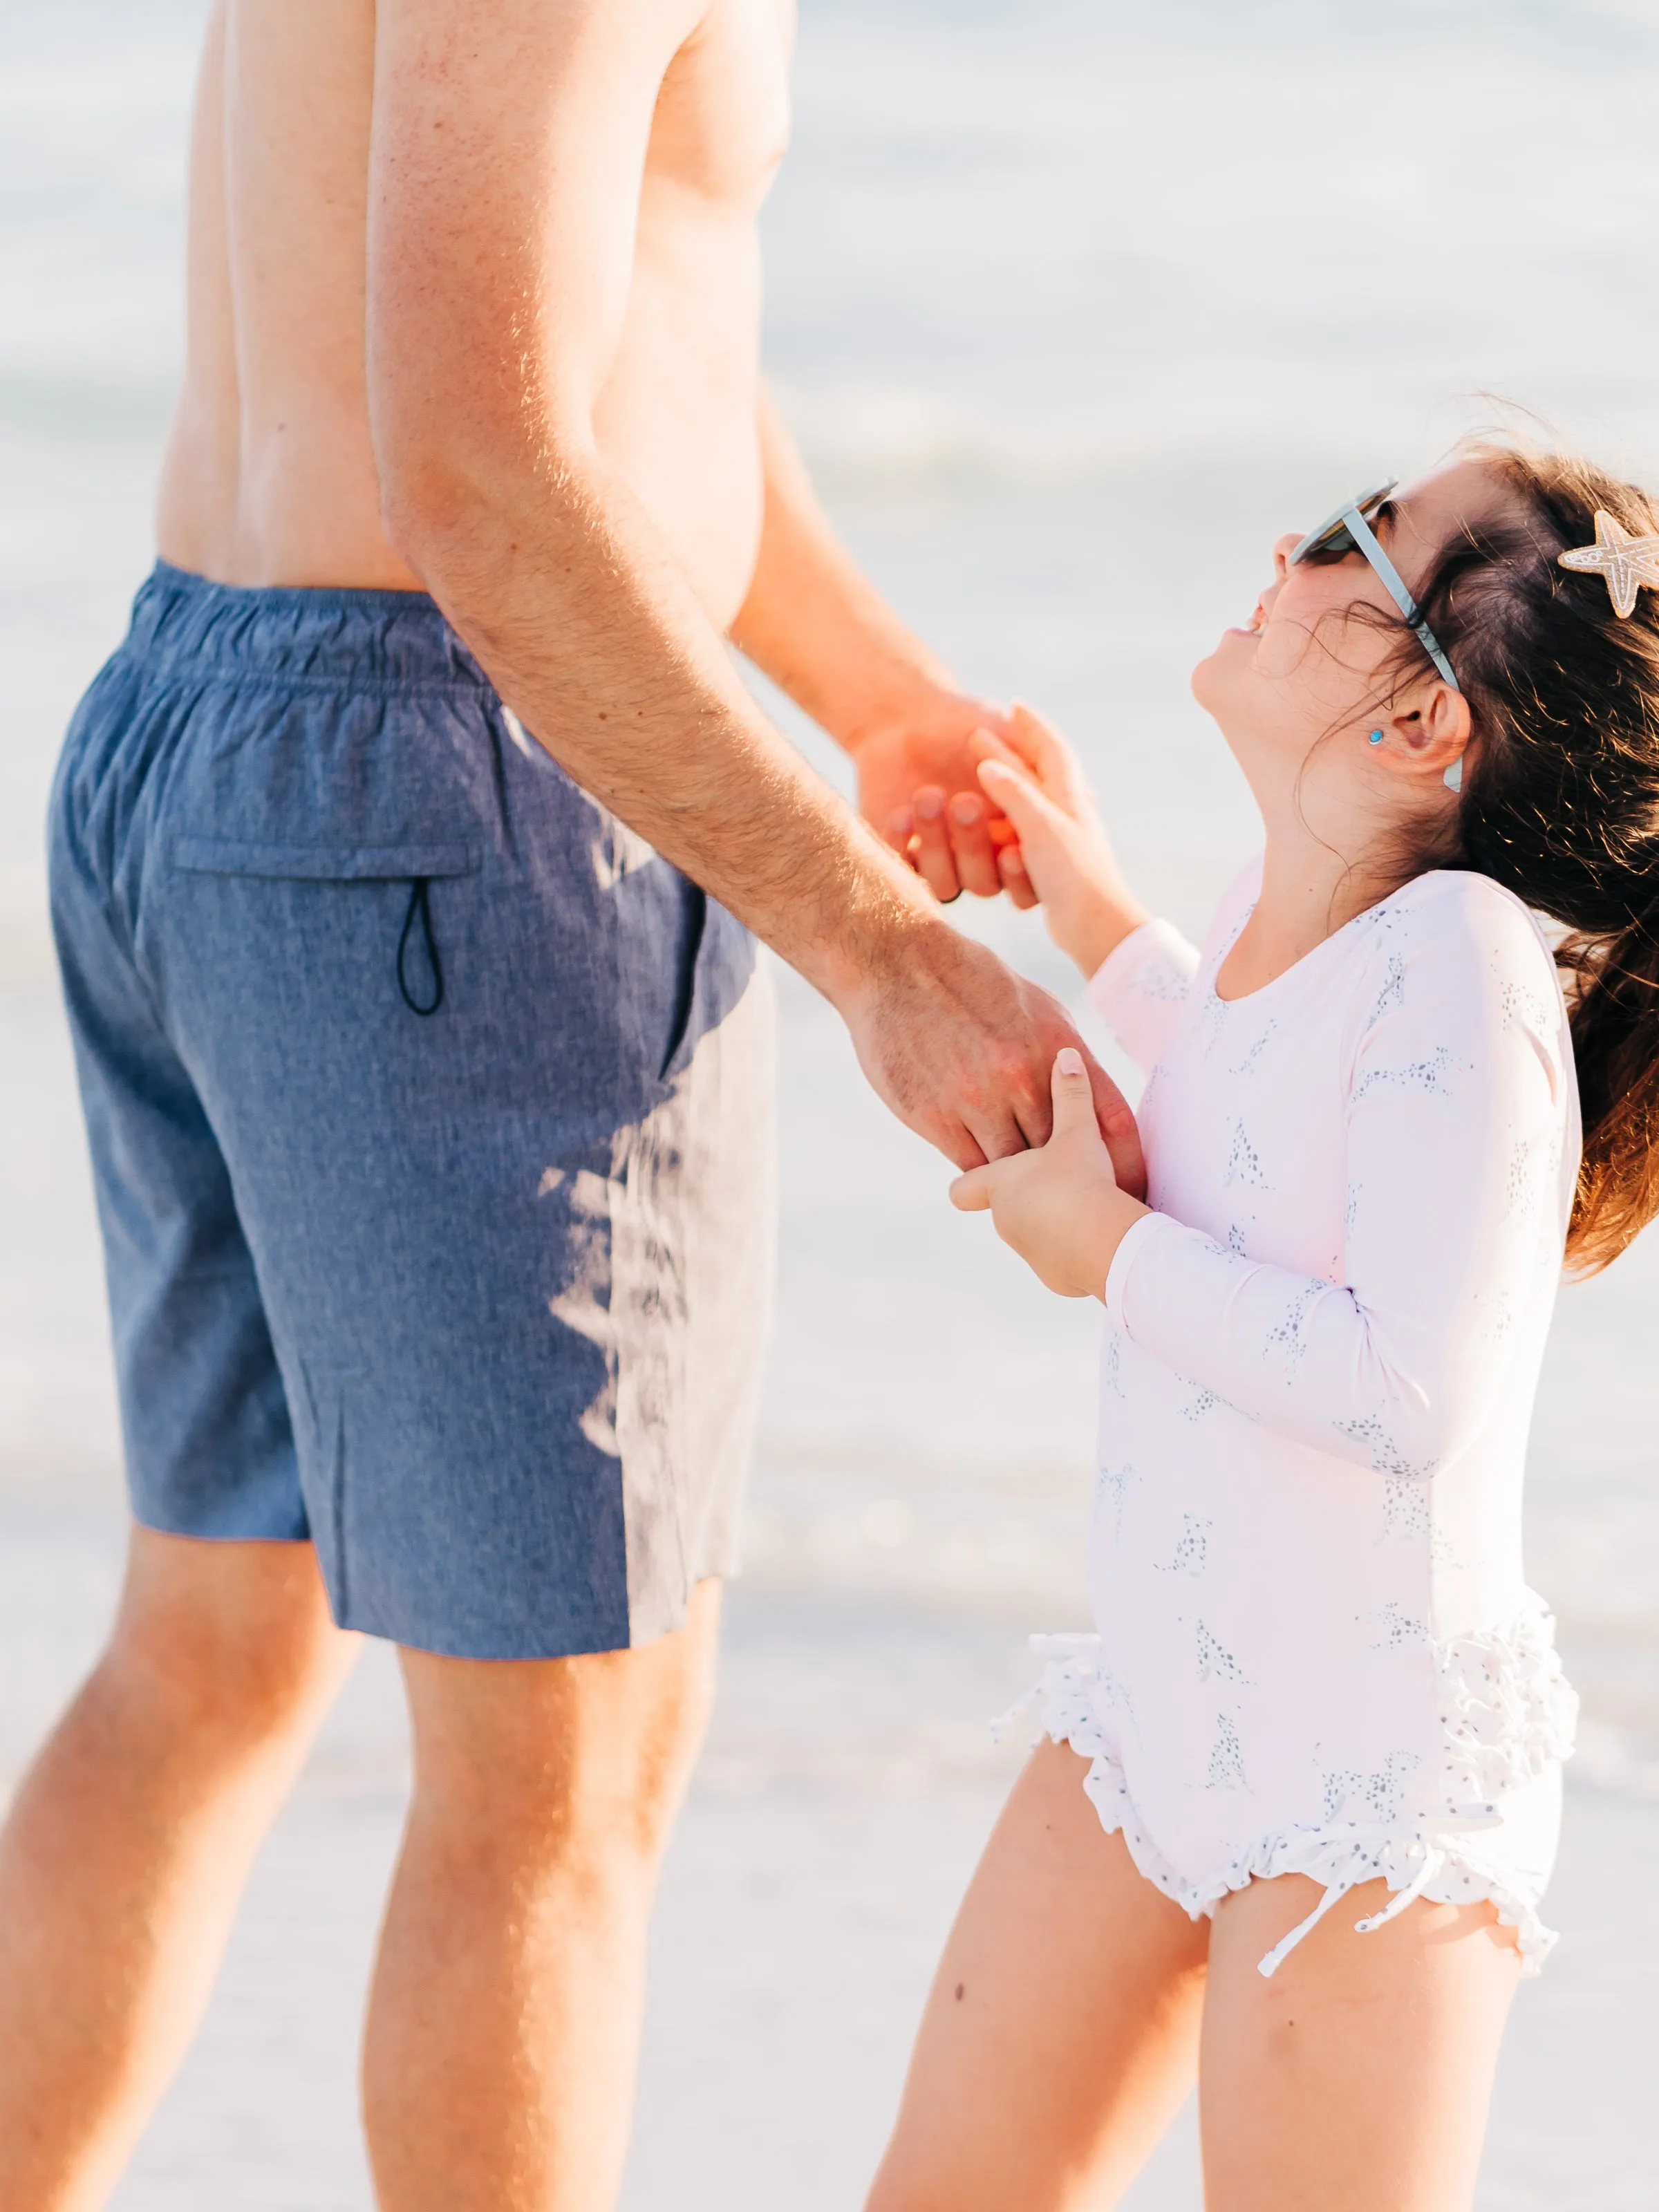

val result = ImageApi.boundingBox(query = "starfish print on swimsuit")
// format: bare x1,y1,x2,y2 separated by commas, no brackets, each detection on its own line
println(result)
1318,1747,1421,1824
1506,1131,1546,1219
1344,1180,1361,1236
1333,1415,1434,1484
1499,974,1555,1039
1367,950,1407,1024
1094,1461,1139,1540
1232,1020,1277,1076
1194,1618,1248,1683
1158,1513,1211,1577
1264,1280,1324,1380
1351,1044,1465,1105
1222,1116,1270,1191
1205,1709,1249,1792
1362,1600,1428,1650
1102,1329,1124,1398
1362,901,1403,941
1379,1473,1432,1544
1130,945,1192,1003
1226,1221,1249,1257
1179,1382,1230,1424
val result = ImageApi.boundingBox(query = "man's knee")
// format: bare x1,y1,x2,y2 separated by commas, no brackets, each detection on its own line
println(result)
95,1526,350,1751
402,1581,722,1878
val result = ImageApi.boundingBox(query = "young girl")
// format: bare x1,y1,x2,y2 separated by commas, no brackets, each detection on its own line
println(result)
865,449,1659,2211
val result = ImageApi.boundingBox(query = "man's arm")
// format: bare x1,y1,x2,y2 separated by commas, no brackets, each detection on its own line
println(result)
366,0,1141,1181
730,395,1027,906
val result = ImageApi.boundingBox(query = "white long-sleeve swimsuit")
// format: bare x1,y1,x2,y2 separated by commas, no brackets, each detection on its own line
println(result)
1037,863,1580,1974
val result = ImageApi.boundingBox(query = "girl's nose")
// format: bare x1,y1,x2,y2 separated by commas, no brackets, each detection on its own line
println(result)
1271,532,1302,579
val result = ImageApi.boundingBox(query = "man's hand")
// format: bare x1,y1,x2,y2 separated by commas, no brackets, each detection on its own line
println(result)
949,1047,1150,1293
723,404,1036,910
838,926,1146,1184
847,695,1035,909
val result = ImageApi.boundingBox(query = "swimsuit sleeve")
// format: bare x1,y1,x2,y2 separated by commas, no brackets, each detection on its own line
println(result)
1083,855,1262,1073
1083,920,1201,1072
1103,888,1571,1479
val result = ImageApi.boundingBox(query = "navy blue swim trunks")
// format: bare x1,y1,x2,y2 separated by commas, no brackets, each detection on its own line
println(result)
48,562,776,1659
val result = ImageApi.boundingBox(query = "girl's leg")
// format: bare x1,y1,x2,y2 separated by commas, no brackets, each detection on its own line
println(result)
1201,1874,1524,2212
865,1741,1210,2212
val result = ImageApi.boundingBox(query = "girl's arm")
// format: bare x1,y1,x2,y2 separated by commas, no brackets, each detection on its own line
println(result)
975,711,1206,1071
957,890,1571,1479
973,711,1152,973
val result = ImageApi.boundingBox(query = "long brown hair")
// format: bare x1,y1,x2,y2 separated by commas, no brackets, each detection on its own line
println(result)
1373,445,1659,1272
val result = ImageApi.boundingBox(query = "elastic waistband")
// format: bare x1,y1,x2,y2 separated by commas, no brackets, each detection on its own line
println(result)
122,561,496,695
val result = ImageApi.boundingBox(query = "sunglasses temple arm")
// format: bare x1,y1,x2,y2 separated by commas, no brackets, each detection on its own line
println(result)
1344,507,1461,691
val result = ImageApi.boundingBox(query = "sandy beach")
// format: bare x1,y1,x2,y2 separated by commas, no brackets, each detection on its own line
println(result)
6,932,1659,2208
6,1,1659,2202
3,1492,1656,2211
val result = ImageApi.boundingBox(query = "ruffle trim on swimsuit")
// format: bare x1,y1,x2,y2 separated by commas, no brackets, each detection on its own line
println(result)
1435,1588,1578,1801
1002,1607,1575,1983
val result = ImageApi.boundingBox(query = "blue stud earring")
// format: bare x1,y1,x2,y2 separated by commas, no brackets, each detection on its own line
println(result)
1367,729,1385,745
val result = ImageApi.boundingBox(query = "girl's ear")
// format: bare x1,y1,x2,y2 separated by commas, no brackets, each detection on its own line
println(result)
1388,682,1471,786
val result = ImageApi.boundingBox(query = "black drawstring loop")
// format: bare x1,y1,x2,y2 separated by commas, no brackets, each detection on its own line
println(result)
396,877,444,1016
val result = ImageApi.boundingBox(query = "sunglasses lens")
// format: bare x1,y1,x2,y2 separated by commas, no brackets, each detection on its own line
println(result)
1291,480,1398,567
1297,521,1355,565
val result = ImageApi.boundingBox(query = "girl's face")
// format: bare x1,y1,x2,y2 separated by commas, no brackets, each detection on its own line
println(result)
1191,458,1500,809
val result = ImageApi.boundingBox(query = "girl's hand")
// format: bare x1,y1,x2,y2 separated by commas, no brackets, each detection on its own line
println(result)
971,704,1150,977
950,1048,1148,1297
849,691,1035,905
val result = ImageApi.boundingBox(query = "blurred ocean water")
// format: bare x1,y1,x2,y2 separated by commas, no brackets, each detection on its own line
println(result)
5,4,1659,2204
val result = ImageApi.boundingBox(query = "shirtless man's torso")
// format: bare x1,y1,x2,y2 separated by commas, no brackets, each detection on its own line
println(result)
159,0,789,623
0,6,1141,2204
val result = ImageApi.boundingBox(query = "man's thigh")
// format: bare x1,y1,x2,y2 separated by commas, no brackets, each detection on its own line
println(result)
157,752,775,1662
57,565,776,1666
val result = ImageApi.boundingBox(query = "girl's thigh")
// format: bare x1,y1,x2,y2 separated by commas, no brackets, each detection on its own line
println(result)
866,1740,1209,2212
1201,1873,1525,2212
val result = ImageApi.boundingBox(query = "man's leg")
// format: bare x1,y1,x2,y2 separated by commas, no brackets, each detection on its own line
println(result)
0,1526,357,2212
363,1578,722,2212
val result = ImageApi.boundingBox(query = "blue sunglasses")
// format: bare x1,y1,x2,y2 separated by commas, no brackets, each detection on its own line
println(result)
1289,480,1460,694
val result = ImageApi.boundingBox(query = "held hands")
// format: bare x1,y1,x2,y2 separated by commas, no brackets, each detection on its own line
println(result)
847,690,1038,908
856,690,1152,975
840,691,1150,1195
969,706,1150,975
950,1048,1149,1297
836,927,1147,1190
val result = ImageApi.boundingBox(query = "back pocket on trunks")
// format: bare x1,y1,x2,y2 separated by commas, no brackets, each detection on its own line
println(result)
168,836,480,883
168,835,481,1018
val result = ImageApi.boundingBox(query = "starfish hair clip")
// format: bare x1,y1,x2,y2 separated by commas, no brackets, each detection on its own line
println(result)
1557,509,1659,619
